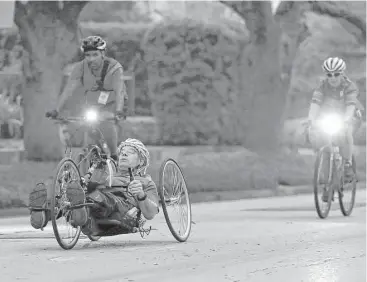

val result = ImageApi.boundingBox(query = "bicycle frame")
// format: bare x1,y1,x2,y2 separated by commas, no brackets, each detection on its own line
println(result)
318,130,345,193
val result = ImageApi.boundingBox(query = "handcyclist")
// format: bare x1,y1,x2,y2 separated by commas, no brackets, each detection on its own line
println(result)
47,35,127,162
28,138,159,232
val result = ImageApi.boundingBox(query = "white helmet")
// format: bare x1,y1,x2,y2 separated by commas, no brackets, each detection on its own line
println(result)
117,138,150,175
322,57,346,73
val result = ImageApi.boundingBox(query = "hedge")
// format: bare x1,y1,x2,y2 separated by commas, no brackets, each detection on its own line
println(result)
0,150,317,209
142,19,246,145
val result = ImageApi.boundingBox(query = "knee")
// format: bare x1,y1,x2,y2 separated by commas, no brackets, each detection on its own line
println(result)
58,126,71,145
345,127,354,143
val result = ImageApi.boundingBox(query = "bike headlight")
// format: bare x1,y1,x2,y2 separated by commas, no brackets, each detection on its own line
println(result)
317,114,343,135
85,109,98,122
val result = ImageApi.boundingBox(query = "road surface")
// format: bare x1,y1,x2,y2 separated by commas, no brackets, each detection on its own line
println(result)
0,189,366,282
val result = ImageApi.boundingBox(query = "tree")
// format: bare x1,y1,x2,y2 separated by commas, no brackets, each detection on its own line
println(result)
220,1,286,153
14,1,88,161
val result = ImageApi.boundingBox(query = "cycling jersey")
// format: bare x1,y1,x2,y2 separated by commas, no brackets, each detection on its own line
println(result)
311,75,364,115
108,173,159,208
69,57,126,111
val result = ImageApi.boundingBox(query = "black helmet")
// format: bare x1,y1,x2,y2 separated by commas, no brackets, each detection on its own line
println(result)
80,35,107,52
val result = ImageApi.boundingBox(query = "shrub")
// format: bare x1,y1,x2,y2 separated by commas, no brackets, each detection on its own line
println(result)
1,148,364,208
142,19,246,145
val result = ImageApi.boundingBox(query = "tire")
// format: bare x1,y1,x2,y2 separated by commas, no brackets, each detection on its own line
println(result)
87,234,101,241
339,155,357,216
313,149,333,219
50,158,82,250
82,147,116,187
158,158,192,242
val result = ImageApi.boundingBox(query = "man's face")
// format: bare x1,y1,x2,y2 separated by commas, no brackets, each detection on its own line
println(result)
84,50,104,70
118,146,140,171
326,72,342,87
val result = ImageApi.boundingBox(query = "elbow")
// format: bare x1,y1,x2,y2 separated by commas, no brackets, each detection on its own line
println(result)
141,205,159,220
144,214,155,220
142,211,156,220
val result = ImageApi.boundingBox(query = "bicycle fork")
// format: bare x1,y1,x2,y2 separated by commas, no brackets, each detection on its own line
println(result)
328,147,343,198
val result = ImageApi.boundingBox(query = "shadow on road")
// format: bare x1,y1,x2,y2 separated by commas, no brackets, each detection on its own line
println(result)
14,237,183,252
241,202,366,212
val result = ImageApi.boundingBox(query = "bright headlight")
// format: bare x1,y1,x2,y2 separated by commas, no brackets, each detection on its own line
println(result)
317,113,343,135
85,109,98,122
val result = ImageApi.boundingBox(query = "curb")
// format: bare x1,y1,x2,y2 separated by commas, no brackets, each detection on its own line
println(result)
0,148,26,165
188,185,313,204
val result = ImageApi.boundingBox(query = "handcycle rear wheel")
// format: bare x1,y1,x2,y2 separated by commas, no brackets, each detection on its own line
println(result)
339,155,357,216
313,148,333,219
158,158,192,242
50,158,82,250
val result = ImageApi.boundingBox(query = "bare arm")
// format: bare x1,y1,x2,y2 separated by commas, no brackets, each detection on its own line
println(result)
110,66,126,113
57,63,83,112
138,180,159,220
308,82,324,122
344,81,359,120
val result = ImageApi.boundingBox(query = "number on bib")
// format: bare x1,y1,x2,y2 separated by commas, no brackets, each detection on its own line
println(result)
98,91,110,105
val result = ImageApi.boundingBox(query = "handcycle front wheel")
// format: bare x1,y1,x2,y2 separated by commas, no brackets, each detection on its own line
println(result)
75,151,117,242
76,149,117,187
313,148,333,219
50,158,82,250
339,155,357,216
158,158,192,242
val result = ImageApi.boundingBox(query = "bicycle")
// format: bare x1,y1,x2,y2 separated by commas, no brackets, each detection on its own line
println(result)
305,113,358,219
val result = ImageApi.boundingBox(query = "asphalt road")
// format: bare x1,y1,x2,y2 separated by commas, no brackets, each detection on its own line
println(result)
0,188,366,282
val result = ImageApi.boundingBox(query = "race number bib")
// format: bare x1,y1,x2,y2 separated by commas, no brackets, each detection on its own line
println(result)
98,91,110,105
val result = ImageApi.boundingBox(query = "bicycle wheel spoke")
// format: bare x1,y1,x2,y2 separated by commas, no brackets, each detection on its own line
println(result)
159,159,192,242
51,158,82,250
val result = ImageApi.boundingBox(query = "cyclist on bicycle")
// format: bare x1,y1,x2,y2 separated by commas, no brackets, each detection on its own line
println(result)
306,57,364,185
48,35,127,162
29,138,159,232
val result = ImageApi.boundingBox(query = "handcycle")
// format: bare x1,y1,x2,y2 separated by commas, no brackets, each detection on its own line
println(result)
46,107,119,242
304,113,358,219
46,108,192,250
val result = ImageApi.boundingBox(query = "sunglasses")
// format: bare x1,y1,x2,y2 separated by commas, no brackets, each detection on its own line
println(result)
120,147,138,156
326,72,341,78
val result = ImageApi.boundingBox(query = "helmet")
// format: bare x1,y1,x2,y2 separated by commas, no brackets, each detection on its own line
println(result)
117,138,150,175
322,57,346,73
80,36,107,52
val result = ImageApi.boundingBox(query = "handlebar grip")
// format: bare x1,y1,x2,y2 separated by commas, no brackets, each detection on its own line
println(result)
128,168,134,182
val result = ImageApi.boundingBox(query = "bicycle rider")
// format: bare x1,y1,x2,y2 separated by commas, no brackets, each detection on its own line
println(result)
305,57,364,187
47,35,127,162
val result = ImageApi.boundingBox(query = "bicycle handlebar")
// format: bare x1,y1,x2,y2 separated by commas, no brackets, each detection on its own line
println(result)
47,115,118,124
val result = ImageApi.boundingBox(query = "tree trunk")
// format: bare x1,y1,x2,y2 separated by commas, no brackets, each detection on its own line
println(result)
275,2,311,129
14,1,87,161
222,1,286,153
310,1,366,44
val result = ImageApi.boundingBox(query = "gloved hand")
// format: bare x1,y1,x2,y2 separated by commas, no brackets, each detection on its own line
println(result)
115,110,125,121
45,109,58,118
303,119,313,145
